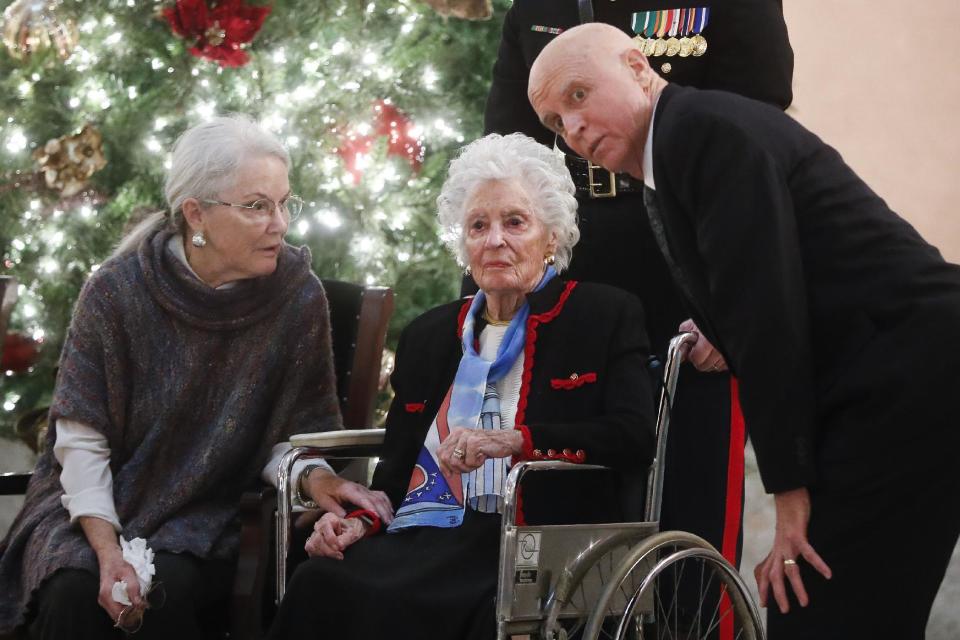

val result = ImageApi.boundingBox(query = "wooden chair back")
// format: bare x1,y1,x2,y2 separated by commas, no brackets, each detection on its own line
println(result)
320,280,394,429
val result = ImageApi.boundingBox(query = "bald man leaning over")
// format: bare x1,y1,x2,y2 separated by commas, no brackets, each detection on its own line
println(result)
529,22,960,639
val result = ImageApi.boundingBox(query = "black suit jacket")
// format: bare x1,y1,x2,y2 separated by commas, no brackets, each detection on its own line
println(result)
485,0,794,146
371,278,656,523
645,84,960,493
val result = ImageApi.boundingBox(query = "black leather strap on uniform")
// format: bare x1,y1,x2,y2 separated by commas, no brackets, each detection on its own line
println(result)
578,0,594,23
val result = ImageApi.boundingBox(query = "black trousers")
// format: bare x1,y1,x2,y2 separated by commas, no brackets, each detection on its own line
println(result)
268,510,501,640
767,312,960,639
765,456,960,639
28,551,235,640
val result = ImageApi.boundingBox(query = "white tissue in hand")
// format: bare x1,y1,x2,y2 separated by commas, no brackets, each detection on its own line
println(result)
110,537,155,604
111,580,132,606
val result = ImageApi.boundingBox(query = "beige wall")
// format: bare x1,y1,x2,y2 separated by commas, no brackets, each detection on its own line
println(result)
783,0,960,263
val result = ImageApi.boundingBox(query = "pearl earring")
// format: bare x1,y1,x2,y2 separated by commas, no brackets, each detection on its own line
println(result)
191,231,207,248
464,265,472,276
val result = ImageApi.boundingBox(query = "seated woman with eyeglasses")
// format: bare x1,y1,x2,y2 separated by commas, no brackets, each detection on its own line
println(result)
0,115,392,640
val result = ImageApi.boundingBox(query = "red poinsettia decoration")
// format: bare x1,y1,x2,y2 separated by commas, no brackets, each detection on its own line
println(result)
162,0,271,68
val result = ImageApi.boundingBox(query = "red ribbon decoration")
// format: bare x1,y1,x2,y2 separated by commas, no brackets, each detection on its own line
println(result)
337,101,424,184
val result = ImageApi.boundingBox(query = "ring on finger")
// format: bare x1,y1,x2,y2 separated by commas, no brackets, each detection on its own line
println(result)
453,447,466,461
783,558,797,566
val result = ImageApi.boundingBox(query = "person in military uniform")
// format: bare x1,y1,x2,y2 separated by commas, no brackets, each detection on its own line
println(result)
473,0,794,571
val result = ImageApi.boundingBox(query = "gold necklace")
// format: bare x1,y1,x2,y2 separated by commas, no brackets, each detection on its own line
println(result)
482,310,511,326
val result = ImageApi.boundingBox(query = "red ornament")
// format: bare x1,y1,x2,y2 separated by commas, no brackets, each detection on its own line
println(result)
1,332,39,373
162,0,271,68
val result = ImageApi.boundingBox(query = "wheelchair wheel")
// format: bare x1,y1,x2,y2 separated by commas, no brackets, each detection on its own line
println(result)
537,528,652,640
582,531,763,640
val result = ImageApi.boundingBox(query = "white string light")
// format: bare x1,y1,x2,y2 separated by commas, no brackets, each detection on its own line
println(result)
5,128,27,154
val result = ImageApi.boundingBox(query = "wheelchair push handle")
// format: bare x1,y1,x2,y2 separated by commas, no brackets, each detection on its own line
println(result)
645,331,697,524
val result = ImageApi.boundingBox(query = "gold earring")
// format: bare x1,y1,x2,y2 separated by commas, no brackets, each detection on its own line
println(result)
544,254,556,266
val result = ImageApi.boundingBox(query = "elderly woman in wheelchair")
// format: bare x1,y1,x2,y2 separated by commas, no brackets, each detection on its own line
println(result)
267,133,658,639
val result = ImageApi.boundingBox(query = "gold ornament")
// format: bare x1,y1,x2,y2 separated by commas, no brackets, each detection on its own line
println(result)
421,0,492,20
32,124,107,197
2,0,78,61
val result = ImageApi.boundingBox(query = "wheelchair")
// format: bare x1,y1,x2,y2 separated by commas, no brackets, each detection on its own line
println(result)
275,333,763,640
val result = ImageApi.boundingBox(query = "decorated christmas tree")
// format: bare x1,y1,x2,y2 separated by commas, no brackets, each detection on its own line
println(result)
0,0,507,437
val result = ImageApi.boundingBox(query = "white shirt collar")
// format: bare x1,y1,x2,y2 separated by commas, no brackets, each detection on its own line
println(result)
642,91,662,191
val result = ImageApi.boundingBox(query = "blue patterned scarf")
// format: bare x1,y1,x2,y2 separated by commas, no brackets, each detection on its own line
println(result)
388,267,557,531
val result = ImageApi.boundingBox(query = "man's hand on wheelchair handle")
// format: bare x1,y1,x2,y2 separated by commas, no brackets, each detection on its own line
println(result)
678,319,728,372
754,487,832,614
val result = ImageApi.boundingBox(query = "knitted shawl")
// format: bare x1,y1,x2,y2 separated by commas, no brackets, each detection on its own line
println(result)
0,229,341,632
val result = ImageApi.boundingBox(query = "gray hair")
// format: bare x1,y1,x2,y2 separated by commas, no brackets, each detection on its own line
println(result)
111,114,290,257
436,133,579,272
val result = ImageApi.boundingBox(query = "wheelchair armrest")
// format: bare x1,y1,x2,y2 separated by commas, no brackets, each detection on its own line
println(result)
502,461,610,529
287,428,385,459
0,472,31,495
274,429,385,603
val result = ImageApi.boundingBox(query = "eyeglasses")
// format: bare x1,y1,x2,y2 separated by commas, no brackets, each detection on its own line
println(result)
200,195,303,222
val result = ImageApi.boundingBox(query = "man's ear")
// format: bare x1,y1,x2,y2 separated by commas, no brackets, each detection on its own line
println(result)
181,198,204,233
623,47,650,81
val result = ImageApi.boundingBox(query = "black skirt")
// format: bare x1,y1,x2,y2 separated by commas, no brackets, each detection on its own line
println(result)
267,510,501,640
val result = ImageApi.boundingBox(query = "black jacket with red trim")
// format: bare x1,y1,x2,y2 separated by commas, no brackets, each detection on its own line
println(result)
371,277,656,524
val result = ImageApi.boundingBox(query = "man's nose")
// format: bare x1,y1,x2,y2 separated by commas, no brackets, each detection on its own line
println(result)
563,114,587,147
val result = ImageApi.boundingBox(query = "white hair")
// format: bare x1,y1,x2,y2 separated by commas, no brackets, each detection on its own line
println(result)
436,133,579,272
111,114,290,257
